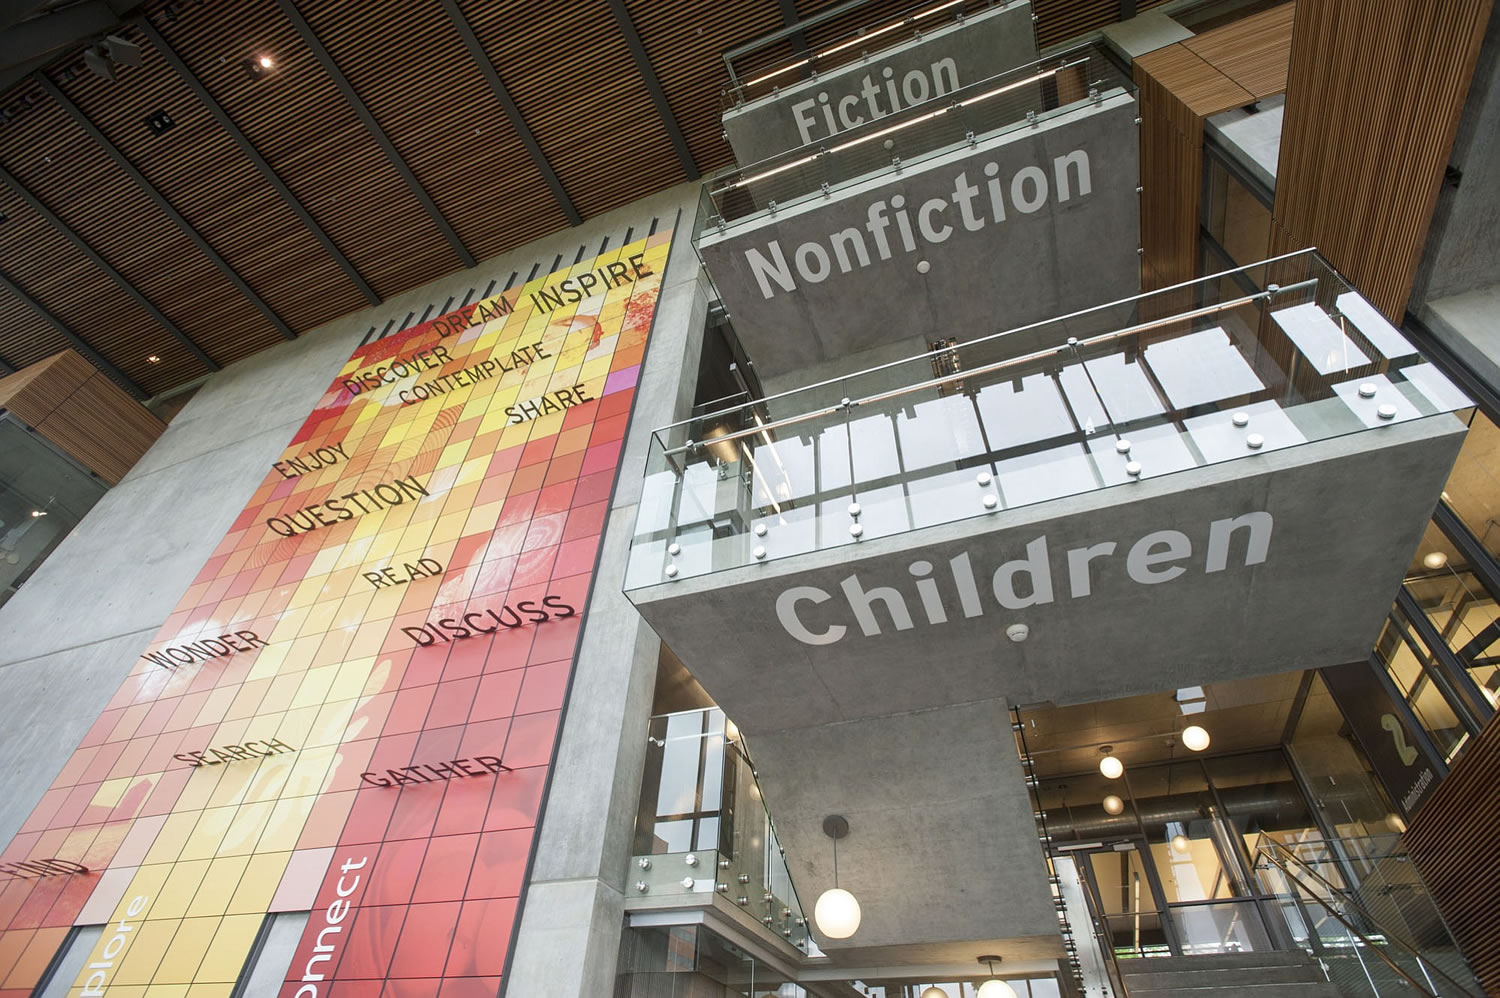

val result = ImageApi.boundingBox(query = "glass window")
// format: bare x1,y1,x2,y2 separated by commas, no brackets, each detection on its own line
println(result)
1204,155,1271,269
0,417,110,609
1404,519,1500,708
1441,408,1500,562
1373,615,1469,762
1128,762,1237,903
1203,751,1314,860
1288,672,1404,842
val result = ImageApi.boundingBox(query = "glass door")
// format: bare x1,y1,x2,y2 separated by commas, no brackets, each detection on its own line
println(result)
1074,842,1174,959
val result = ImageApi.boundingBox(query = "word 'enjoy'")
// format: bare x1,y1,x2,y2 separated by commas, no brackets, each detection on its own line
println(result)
273,441,351,479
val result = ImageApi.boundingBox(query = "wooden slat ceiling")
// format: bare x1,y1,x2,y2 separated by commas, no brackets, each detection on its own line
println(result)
0,0,1138,399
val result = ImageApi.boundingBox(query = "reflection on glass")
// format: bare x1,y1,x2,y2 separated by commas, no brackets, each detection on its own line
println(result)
1442,409,1500,561
1204,154,1271,267
1374,614,1469,762
0,417,109,609
1405,519,1500,709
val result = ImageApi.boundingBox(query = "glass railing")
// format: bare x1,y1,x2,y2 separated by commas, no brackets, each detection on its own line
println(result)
629,707,810,952
623,250,1473,591
721,0,1002,110
1168,899,1276,956
699,43,1130,233
1253,836,1481,996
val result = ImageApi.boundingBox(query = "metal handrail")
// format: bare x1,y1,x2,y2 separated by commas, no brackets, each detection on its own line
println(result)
652,247,1326,440
660,283,1324,458
1255,839,1480,997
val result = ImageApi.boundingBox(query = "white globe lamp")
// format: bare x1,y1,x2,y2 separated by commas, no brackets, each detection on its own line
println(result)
1102,794,1125,815
814,815,861,940
921,987,948,998
1099,746,1124,779
977,956,1017,998
814,887,861,939
1182,725,1211,752
1171,833,1191,853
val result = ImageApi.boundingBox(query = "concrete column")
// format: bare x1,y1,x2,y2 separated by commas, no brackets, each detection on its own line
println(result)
504,206,712,994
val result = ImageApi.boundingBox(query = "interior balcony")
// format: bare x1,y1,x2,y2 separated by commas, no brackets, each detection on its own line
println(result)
697,42,1140,381
620,252,1471,964
718,0,1040,169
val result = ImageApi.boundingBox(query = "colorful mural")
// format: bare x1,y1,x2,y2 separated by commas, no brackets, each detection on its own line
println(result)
0,232,671,998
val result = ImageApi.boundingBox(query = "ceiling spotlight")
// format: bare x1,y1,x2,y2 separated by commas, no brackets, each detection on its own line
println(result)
1423,551,1448,570
104,35,144,67
147,355,160,363
921,988,947,998
976,956,1017,998
30,510,46,518
242,58,265,80
258,55,274,69
1171,834,1190,852
1098,746,1123,780
1102,794,1124,815
1181,725,1211,752
84,46,115,81
814,815,860,939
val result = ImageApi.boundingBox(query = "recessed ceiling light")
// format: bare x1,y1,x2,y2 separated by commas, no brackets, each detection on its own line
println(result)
30,509,46,517
1423,551,1448,570
147,355,160,363
259,55,274,69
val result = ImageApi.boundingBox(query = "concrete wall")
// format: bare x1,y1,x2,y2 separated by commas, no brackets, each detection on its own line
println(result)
631,415,1467,729
505,201,713,996
0,183,702,995
722,2,1038,168
700,93,1141,379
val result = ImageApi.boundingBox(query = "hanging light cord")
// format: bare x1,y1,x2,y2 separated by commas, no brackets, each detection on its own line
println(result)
832,832,840,887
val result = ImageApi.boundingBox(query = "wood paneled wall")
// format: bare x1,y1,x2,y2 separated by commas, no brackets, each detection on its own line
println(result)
0,351,165,484
1270,0,1495,320
1135,4,1294,300
1405,710,1500,995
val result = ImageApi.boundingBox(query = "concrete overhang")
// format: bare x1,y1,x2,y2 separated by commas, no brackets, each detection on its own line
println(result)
721,1,1039,168
700,87,1141,379
629,414,1465,727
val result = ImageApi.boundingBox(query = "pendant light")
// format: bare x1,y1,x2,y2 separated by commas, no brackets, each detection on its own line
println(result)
1102,794,1124,815
814,815,861,939
976,956,1018,998
921,988,948,998
1098,745,1123,779
1181,724,1210,752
